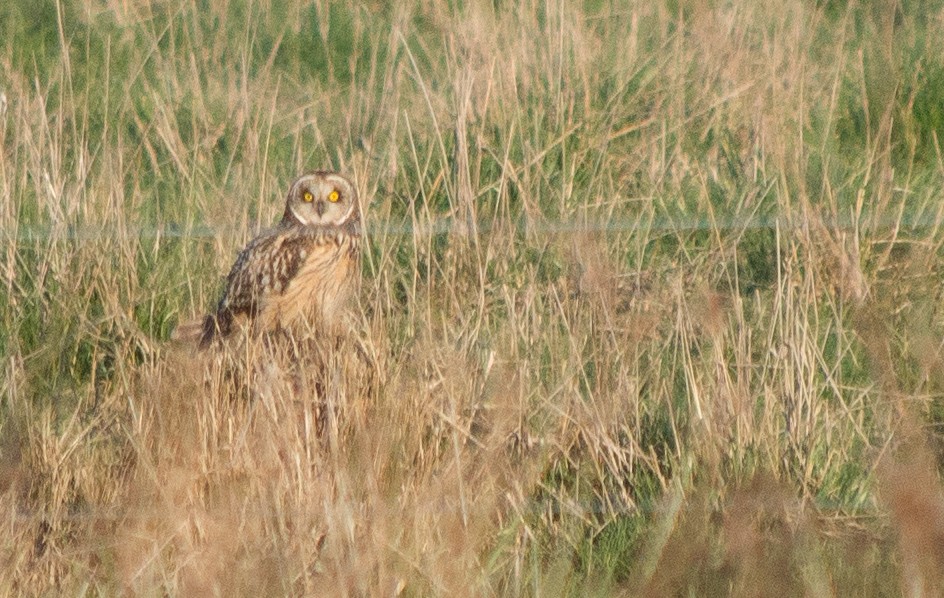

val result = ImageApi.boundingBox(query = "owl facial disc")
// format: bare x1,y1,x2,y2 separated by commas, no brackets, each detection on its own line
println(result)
285,172,357,227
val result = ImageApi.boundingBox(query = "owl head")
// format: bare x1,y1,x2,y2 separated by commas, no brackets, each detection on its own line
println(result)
282,171,358,227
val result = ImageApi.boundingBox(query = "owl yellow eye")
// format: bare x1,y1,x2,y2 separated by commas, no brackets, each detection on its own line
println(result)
328,190,340,202
303,191,314,202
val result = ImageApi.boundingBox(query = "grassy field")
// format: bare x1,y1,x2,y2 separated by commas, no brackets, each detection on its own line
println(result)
2,0,944,594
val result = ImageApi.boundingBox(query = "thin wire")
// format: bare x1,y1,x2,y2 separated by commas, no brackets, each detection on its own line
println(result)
8,494,879,522
0,212,937,242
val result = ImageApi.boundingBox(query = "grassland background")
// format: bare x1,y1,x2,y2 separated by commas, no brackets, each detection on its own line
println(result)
2,0,944,595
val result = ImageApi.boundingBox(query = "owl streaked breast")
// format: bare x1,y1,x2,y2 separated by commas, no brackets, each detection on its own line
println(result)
252,226,359,335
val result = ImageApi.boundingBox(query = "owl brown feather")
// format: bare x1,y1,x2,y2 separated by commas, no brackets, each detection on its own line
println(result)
174,171,361,349
200,222,359,346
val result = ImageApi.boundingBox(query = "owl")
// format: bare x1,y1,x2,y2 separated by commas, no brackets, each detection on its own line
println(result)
180,171,361,348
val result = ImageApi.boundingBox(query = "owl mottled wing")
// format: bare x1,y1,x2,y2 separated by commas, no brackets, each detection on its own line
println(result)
200,229,312,346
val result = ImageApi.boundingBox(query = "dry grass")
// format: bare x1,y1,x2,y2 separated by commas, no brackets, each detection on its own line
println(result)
2,0,944,594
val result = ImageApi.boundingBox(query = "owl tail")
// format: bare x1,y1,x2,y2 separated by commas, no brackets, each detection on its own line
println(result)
170,316,206,345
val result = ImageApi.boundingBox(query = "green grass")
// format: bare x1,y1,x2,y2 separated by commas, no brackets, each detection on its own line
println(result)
3,0,944,594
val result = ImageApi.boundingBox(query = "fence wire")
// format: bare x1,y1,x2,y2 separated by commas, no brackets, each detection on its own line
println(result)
9,495,879,523
0,212,939,243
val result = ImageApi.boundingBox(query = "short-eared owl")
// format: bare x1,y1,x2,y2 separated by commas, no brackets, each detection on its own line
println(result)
194,171,360,347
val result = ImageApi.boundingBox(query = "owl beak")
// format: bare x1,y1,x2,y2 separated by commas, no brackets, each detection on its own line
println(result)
315,201,326,217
